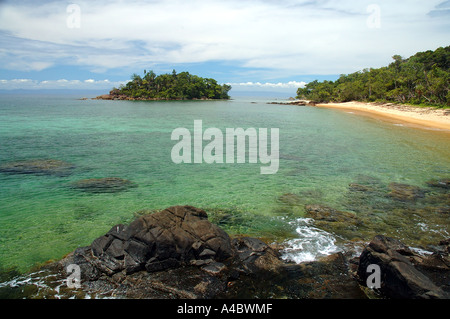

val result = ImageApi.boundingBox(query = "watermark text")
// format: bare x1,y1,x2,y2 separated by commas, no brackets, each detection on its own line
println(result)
171,120,279,174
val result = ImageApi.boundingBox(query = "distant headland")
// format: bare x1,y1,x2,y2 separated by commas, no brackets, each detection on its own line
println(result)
296,46,449,108
94,70,231,101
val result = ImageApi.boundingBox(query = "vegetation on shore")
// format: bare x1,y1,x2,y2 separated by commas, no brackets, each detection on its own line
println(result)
297,46,449,107
109,70,231,100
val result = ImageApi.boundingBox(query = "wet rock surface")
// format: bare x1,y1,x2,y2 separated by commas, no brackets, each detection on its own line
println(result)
0,159,75,176
63,206,234,277
356,235,449,299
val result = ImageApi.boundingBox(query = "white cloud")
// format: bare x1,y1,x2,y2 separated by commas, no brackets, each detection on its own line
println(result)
0,0,448,78
0,78,124,90
228,81,306,89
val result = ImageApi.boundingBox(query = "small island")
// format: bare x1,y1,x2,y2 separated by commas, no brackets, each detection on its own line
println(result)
95,70,232,101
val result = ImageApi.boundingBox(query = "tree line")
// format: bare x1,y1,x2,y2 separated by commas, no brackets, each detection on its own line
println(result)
111,70,232,100
296,46,449,107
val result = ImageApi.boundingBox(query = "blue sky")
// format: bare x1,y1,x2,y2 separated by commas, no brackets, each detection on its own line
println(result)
0,0,449,95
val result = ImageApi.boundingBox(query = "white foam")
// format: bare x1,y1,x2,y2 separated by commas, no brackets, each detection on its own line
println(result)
281,218,340,263
410,247,433,256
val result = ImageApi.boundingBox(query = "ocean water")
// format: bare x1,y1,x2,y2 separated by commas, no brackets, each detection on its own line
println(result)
0,94,449,276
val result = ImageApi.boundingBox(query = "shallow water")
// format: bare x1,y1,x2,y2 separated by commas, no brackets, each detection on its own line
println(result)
0,94,449,279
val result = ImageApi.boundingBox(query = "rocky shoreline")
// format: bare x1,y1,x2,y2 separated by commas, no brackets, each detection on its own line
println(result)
3,205,447,299
91,94,224,101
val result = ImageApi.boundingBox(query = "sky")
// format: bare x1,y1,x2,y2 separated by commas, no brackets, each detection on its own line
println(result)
0,0,449,95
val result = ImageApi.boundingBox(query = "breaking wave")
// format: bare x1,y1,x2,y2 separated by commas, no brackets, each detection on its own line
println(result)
281,218,341,263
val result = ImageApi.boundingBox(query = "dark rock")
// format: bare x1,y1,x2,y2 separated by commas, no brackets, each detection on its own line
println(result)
233,237,283,273
357,235,449,299
0,159,75,176
71,177,137,193
61,206,234,278
225,252,367,299
201,262,226,275
412,239,450,294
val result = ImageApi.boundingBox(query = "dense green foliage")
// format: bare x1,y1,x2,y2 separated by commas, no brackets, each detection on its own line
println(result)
111,70,231,100
297,46,450,107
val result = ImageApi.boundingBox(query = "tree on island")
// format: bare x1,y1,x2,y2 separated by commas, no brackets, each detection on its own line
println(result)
297,46,450,107
109,70,231,100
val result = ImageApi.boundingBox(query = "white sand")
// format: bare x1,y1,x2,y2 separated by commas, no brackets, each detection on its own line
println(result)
314,101,450,132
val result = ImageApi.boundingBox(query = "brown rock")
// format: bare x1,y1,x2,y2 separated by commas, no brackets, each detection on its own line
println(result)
387,182,425,201
357,235,448,299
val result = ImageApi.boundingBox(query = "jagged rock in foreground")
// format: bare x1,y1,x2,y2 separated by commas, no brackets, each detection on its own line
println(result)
61,206,234,278
357,235,450,299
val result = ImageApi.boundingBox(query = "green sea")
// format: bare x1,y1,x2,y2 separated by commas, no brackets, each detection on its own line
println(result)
0,94,449,279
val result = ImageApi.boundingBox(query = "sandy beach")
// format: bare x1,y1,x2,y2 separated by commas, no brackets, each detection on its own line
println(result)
312,101,450,132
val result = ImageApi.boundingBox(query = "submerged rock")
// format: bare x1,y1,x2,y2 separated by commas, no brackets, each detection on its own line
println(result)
71,177,137,193
303,204,367,241
348,183,373,192
0,159,75,176
387,182,425,201
305,204,359,224
278,193,302,206
426,178,450,190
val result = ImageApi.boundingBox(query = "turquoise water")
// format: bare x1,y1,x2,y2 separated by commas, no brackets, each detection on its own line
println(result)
0,94,449,274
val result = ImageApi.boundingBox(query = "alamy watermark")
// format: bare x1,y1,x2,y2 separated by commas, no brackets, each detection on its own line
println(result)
171,120,279,174
366,264,381,289
367,4,381,29
66,264,81,289
66,4,81,29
